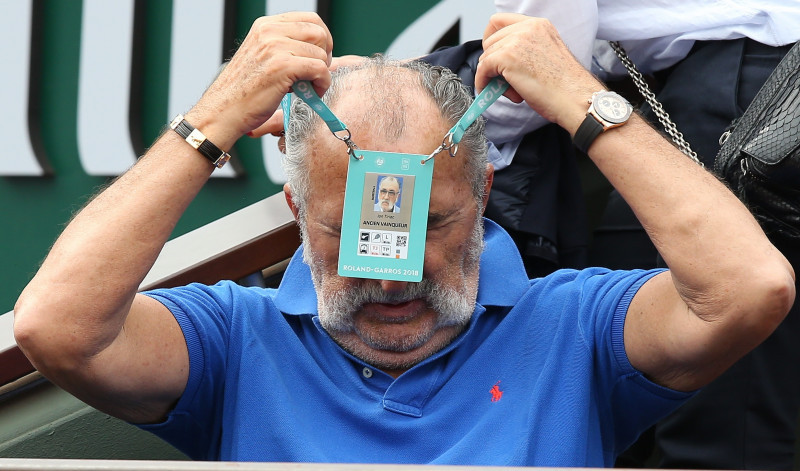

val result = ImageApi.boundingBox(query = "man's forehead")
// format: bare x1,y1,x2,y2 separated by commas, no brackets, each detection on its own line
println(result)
330,71,446,141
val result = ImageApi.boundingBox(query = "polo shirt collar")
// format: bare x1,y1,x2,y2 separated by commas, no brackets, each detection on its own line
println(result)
273,218,530,315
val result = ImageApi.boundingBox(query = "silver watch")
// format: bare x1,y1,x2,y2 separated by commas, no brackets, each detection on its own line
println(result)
573,91,633,154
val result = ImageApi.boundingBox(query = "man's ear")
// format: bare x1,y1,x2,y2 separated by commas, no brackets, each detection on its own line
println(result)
481,163,494,215
283,183,301,221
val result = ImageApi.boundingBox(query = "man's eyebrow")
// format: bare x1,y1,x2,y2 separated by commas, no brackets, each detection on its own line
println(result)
319,219,342,233
427,208,459,226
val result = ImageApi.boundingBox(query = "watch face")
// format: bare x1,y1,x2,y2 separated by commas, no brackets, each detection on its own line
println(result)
593,92,632,124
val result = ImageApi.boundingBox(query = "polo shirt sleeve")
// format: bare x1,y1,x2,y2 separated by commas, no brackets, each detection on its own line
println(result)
137,281,239,460
573,268,696,453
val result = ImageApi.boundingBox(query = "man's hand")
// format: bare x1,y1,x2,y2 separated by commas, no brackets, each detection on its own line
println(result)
245,53,367,141
475,13,600,133
188,12,334,147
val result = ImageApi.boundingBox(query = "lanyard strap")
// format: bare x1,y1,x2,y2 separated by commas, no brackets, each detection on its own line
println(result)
424,76,508,163
284,81,359,158
284,76,509,161
291,81,348,132
450,76,509,144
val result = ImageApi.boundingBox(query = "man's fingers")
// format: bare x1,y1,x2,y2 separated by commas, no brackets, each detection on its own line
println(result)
476,13,601,127
474,62,524,103
247,111,286,138
474,45,523,103
477,14,537,102
246,19,333,94
191,12,333,139
481,13,530,43
269,12,333,64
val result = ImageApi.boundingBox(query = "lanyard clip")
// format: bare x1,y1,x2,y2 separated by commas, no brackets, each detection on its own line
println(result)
423,76,508,165
334,129,360,159
422,132,456,164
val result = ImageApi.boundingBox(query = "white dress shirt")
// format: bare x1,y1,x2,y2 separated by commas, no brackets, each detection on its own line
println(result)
594,0,800,77
484,0,800,169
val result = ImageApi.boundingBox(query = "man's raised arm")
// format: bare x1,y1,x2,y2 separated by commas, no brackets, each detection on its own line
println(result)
13,12,333,424
476,13,795,391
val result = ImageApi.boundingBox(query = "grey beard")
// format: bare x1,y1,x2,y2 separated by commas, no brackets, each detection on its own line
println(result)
302,215,485,335
315,276,472,333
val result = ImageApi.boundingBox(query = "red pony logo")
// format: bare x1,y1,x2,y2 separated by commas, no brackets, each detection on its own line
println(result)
490,381,503,402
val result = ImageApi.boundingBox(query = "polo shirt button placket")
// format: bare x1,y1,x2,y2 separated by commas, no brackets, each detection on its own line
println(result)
362,367,373,379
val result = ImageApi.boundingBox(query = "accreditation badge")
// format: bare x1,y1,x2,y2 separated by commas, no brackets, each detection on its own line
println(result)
338,150,433,282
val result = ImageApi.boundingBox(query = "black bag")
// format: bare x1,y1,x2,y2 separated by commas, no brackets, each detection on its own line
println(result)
714,41,800,240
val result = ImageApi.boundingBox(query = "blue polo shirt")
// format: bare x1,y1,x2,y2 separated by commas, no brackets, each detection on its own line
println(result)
141,219,690,466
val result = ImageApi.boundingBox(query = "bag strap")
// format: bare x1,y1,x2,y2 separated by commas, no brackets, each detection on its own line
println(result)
607,41,703,166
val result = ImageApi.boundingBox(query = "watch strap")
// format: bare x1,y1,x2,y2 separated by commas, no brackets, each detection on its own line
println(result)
169,114,231,168
573,114,604,154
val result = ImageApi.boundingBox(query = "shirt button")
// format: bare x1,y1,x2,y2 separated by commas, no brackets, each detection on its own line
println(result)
362,367,373,378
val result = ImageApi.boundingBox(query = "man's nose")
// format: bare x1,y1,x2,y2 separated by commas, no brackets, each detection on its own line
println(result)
380,279,408,294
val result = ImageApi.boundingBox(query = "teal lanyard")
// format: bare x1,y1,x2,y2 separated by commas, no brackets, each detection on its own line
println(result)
281,82,359,158
451,77,509,143
425,76,508,162
283,76,509,162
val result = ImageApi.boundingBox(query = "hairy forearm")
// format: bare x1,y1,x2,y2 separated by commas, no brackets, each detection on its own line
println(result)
590,115,794,319
14,125,217,363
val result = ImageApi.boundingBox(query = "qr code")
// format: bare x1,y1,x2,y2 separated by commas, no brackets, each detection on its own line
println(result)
396,235,407,247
